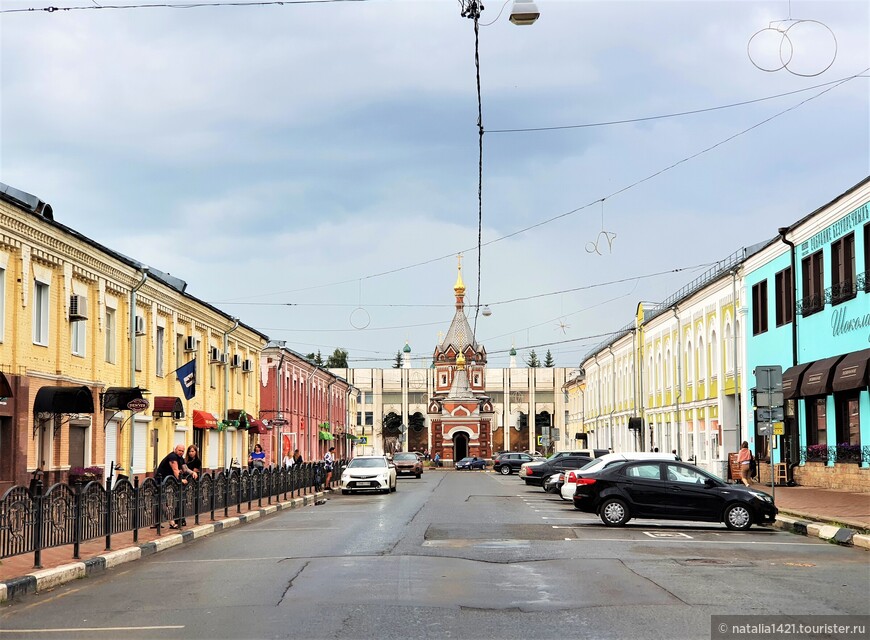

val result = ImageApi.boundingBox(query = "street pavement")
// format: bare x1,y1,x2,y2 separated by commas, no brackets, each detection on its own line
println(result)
0,471,868,640
1,472,867,588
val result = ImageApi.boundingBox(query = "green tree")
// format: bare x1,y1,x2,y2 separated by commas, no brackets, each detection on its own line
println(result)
544,349,555,367
325,348,349,368
393,350,403,368
306,350,324,366
526,349,540,368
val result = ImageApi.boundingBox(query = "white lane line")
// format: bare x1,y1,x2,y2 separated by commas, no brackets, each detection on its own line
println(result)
239,528,341,532
0,626,185,634
559,538,823,546
541,517,589,520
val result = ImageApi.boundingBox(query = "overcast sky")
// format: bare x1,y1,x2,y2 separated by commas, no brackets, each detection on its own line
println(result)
2,0,868,369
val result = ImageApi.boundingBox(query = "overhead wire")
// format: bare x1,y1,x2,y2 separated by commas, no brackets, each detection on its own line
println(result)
0,0,368,13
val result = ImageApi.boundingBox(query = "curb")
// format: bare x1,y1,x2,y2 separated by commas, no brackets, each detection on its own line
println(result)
774,514,869,549
0,490,332,604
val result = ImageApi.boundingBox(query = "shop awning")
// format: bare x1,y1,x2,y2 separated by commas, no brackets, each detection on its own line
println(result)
192,410,218,429
34,385,94,415
0,372,12,398
226,409,251,429
782,362,813,399
248,418,268,435
319,431,334,441
153,396,185,419
101,387,145,411
800,355,846,397
832,348,870,393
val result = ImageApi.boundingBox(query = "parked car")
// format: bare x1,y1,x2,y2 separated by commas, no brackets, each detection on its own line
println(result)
340,456,397,494
393,452,423,478
542,472,565,494
455,456,487,470
572,459,777,530
519,454,592,486
492,452,540,475
560,452,679,501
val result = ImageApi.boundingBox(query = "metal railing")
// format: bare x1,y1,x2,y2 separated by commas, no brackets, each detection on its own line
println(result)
0,460,346,568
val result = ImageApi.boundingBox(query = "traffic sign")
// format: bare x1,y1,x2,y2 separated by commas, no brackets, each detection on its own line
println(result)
773,422,785,436
757,423,772,436
358,436,368,444
755,391,784,408
537,435,544,446
757,407,784,423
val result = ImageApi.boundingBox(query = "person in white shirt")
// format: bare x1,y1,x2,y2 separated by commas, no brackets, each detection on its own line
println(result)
324,446,335,487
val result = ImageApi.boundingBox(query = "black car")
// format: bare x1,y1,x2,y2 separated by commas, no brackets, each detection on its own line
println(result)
572,460,777,530
455,456,487,470
519,454,592,486
492,452,538,475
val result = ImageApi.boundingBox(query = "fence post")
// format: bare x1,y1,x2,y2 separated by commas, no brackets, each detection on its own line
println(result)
237,471,242,515
210,470,216,523
194,476,201,526
248,470,254,511
224,469,230,518
133,476,140,544
32,477,44,569
105,475,114,551
72,477,83,560
156,479,165,535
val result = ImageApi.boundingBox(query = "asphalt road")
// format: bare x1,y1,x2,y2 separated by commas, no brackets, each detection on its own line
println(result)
1,470,867,640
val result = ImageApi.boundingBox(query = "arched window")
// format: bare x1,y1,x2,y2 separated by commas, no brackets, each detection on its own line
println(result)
685,340,693,384
724,322,733,373
665,349,672,389
698,336,706,379
710,330,718,378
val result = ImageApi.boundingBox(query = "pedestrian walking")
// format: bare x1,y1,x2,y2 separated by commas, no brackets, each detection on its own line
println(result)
738,441,752,486
324,446,335,487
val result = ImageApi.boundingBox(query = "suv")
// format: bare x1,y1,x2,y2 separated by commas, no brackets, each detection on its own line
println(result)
492,452,539,475
392,452,423,478
519,454,592,486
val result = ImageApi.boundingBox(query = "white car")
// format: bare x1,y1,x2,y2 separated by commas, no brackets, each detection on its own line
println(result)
559,452,679,501
341,456,397,494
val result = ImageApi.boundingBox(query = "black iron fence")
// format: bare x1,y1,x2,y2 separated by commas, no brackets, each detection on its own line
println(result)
0,461,346,569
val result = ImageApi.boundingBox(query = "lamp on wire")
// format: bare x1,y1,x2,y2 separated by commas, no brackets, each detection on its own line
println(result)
509,0,540,25
482,305,492,317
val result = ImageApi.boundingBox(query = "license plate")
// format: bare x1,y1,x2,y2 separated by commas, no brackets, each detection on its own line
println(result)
358,481,373,487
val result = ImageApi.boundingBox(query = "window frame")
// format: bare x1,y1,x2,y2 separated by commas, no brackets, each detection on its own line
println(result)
830,232,856,305
33,280,50,345
774,266,794,327
800,250,824,316
71,315,87,357
751,280,768,335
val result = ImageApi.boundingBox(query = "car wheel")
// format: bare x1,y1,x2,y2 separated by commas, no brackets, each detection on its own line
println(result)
391,480,397,492
499,466,511,475
341,489,349,495
416,473,421,479
724,503,752,531
599,498,630,526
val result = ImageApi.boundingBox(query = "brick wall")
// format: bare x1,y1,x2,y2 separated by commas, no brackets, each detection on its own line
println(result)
760,461,870,492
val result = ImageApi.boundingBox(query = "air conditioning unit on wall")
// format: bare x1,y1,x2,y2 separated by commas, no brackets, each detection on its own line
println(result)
184,336,197,352
69,295,88,321
242,359,253,372
209,347,222,363
134,315,146,336
231,354,242,368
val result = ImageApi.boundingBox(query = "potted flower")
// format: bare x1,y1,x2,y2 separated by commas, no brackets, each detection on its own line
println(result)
68,466,103,484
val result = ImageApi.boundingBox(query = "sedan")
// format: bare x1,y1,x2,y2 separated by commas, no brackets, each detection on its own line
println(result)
573,460,777,530
455,457,487,470
542,472,564,494
340,456,397,494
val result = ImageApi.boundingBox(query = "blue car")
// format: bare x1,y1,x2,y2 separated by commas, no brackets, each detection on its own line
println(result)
455,456,487,470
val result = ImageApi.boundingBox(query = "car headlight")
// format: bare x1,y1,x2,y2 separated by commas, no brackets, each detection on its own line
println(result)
748,490,772,503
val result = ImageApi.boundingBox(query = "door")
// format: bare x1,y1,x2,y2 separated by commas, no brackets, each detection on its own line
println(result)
453,433,468,461
105,421,118,482
0,417,12,483
68,423,87,469
661,463,723,521
619,462,666,517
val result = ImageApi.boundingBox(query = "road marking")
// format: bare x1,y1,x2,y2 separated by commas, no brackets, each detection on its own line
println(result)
644,531,693,539
559,537,822,546
154,556,288,564
238,527,341,532
540,516,589,520
0,626,185,634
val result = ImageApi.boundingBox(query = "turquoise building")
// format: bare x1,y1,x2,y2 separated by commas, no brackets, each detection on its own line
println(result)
744,178,869,488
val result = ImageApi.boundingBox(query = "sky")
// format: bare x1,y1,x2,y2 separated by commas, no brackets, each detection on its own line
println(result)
2,0,868,369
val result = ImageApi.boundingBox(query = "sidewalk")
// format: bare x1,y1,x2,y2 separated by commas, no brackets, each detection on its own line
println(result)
1,483,867,603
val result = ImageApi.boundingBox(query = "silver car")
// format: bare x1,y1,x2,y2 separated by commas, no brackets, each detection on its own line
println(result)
341,456,398,494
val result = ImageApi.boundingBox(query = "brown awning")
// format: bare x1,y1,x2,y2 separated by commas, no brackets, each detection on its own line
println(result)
34,385,94,415
248,418,268,435
832,348,870,393
0,372,12,398
800,355,846,397
101,387,144,411
192,410,218,429
153,396,185,419
782,362,812,399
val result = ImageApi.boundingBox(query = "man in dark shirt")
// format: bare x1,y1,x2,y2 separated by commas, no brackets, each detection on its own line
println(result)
154,445,188,529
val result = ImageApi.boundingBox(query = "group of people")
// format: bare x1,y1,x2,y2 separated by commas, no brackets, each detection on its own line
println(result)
154,444,202,530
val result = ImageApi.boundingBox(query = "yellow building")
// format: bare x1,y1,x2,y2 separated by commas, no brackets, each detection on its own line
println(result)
0,182,268,492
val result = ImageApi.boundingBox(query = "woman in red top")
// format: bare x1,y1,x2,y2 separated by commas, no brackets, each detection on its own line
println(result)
737,441,752,486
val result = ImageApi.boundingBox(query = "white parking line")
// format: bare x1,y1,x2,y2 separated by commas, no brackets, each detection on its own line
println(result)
559,537,822,546
0,626,185,634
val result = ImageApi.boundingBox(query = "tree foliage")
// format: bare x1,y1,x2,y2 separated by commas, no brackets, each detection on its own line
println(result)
526,349,540,368
544,349,555,367
325,348,349,368
393,350,403,368
306,350,324,366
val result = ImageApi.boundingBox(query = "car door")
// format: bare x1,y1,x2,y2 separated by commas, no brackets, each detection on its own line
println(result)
662,463,724,521
617,462,667,517
515,454,533,470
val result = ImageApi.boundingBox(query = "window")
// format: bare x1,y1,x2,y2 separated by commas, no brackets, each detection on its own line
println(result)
364,392,373,404
864,223,870,291
774,267,794,327
33,280,50,345
624,463,661,480
210,361,217,389
356,412,362,426
751,280,768,335
71,316,86,356
830,232,855,304
806,398,827,446
156,326,165,377
176,334,184,368
665,464,707,484
135,334,143,372
364,412,373,426
835,393,860,447
801,250,823,316
105,308,116,363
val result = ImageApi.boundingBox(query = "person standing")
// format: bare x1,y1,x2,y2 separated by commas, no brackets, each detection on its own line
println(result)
154,445,188,530
324,446,335,487
249,443,267,470
184,445,202,480
292,449,303,466
737,441,752,486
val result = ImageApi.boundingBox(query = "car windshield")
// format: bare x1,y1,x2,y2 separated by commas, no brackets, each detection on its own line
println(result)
348,458,387,468
394,454,417,461
458,458,474,463
579,458,608,471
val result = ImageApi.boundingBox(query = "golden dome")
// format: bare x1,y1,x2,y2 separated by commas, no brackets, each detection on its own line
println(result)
456,352,466,370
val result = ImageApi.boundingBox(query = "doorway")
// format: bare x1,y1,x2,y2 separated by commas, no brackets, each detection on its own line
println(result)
453,432,469,461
